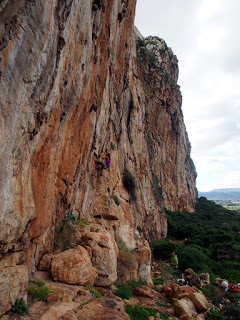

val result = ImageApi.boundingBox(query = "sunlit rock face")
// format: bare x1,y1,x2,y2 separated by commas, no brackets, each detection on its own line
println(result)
0,0,197,315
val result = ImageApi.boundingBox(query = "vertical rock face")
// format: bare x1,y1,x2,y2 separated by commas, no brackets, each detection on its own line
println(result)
0,0,197,314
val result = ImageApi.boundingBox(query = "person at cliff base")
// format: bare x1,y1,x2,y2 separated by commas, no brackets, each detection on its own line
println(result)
170,252,178,269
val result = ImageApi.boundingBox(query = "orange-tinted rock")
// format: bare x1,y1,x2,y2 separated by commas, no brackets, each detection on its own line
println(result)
51,246,98,286
163,283,195,299
82,230,119,287
174,298,197,319
77,297,130,320
0,0,197,311
189,292,209,311
0,265,28,315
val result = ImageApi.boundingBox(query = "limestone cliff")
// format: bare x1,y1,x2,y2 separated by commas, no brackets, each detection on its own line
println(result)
0,0,197,315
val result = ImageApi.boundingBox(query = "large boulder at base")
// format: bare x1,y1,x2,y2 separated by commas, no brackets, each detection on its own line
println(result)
189,291,209,311
51,246,98,285
77,297,129,320
0,265,28,316
174,298,197,319
82,230,119,287
39,302,75,320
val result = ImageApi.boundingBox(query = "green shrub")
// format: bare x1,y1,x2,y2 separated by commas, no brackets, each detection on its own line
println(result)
76,219,90,226
113,195,120,206
123,171,136,197
10,298,28,316
115,279,146,300
55,219,75,250
205,308,225,320
153,277,163,286
152,172,164,203
115,283,133,300
111,142,116,150
179,245,208,272
28,285,50,302
224,304,240,319
89,286,102,298
34,278,45,287
64,212,76,224
126,305,158,320
151,239,180,260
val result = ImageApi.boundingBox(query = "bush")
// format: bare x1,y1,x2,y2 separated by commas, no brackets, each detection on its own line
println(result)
89,286,102,298
115,279,146,300
152,172,164,203
151,239,180,260
224,304,240,320
205,308,225,320
113,195,120,206
123,171,136,198
10,298,28,316
28,284,50,302
115,283,133,300
126,305,158,320
76,219,90,226
179,245,208,272
55,219,75,250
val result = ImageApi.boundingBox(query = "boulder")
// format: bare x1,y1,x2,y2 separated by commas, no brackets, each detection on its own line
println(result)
184,268,201,289
77,297,129,320
132,285,161,299
199,273,210,287
39,302,76,320
51,246,98,285
189,291,209,311
137,240,153,285
82,230,119,287
163,283,195,299
174,298,197,319
0,265,28,316
38,253,54,271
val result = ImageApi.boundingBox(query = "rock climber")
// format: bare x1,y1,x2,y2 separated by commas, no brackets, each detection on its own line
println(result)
102,152,111,171
96,152,111,171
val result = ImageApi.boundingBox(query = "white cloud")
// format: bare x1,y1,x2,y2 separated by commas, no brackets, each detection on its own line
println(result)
135,0,240,191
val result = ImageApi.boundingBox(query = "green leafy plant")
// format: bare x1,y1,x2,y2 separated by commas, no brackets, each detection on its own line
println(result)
34,278,45,287
28,280,50,302
123,171,136,193
115,279,146,300
111,142,116,150
126,305,158,320
113,195,120,206
76,219,90,226
152,172,164,203
55,214,76,250
89,286,102,298
10,298,28,316
205,308,225,320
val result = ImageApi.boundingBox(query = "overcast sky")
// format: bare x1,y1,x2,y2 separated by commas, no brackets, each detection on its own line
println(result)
135,0,240,192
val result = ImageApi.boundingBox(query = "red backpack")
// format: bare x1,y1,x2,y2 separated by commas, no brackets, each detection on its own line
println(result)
228,284,239,293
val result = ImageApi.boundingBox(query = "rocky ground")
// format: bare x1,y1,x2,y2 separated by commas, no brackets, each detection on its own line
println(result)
2,261,217,320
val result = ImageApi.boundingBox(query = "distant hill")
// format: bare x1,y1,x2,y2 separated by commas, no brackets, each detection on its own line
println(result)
199,188,240,201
